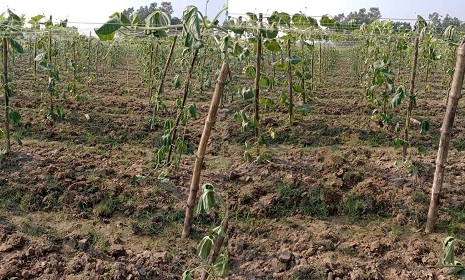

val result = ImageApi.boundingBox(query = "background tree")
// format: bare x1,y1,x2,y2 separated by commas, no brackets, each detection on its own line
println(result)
393,21,412,31
428,12,465,33
122,2,177,24
333,7,381,26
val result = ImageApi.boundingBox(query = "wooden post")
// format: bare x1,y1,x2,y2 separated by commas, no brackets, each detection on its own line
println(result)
425,38,465,233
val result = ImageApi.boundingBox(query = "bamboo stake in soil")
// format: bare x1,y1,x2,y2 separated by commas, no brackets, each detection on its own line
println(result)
311,40,314,92
167,48,199,164
182,61,229,238
402,37,419,160
287,38,293,124
72,40,77,95
147,41,156,105
48,28,54,114
253,13,263,155
319,42,322,84
301,39,306,104
425,38,465,233
152,35,177,126
2,37,11,153
34,37,37,82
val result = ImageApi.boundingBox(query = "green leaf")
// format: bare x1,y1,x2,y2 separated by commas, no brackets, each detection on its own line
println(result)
292,13,308,26
262,25,279,39
242,121,251,132
7,9,21,23
163,119,173,130
456,267,465,279
245,12,257,22
196,183,216,214
38,61,54,71
197,235,214,260
420,120,430,134
233,42,243,56
269,127,276,139
94,16,123,41
203,78,211,89
182,5,202,49
173,74,181,89
279,92,288,104
297,104,311,115
275,60,288,71
212,254,228,277
4,84,14,98
260,97,275,109
373,60,385,70
391,87,405,108
145,10,171,37
244,150,252,162
181,270,192,280
287,55,301,65
259,76,270,87
293,84,304,93
380,69,395,79
7,38,26,54
212,225,227,237
34,53,44,62
187,103,197,119
443,236,456,265
258,134,266,146
418,146,427,155
394,138,403,149
275,12,291,25
414,15,427,33
28,14,45,28
264,39,281,52
131,14,141,26
241,87,254,100
0,128,4,139
244,65,256,78
13,134,22,146
8,110,21,125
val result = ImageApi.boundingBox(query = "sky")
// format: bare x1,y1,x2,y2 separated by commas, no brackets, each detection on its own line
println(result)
228,0,465,23
1,0,226,34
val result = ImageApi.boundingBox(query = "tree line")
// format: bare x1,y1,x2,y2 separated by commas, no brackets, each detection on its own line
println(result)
122,1,181,25
327,7,465,32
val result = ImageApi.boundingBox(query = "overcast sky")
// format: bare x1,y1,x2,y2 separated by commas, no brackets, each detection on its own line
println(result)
229,0,465,22
4,0,465,35
2,0,225,34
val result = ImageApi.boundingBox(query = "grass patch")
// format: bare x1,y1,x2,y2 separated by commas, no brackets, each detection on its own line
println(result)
447,207,465,239
93,197,123,218
20,218,44,236
275,185,329,218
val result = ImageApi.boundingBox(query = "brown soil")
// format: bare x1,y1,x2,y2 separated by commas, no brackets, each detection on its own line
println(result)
1,45,464,280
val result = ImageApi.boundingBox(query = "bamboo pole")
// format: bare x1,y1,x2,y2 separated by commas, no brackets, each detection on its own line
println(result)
253,13,263,155
2,37,11,153
425,38,465,233
182,61,229,238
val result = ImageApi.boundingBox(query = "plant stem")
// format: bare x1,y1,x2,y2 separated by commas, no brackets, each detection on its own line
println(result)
402,37,419,160
200,210,229,280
